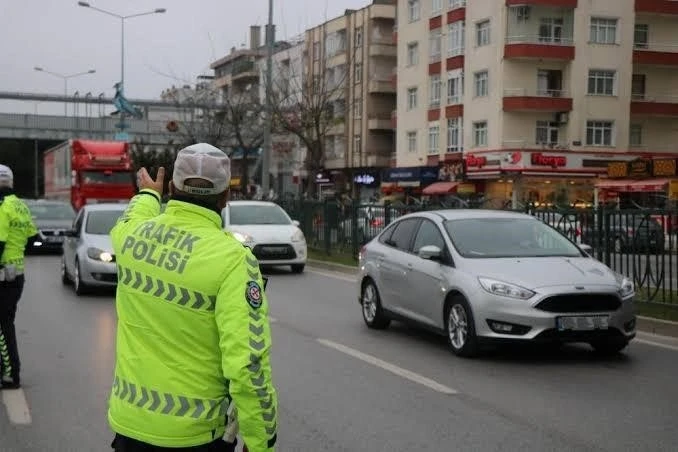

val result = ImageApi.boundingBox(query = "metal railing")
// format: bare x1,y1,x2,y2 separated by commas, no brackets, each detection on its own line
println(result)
506,35,574,46
631,93,678,103
504,88,570,97
280,200,678,307
634,42,678,53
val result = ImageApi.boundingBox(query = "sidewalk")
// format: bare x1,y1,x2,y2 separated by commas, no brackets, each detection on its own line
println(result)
307,259,678,339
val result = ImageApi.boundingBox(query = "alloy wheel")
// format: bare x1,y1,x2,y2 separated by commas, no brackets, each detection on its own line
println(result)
448,304,468,350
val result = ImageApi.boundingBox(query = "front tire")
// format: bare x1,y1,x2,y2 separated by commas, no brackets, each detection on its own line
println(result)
60,255,71,285
445,296,479,358
361,280,390,329
73,259,88,296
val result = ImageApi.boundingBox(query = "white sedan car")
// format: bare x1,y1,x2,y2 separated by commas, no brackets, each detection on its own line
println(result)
222,200,307,273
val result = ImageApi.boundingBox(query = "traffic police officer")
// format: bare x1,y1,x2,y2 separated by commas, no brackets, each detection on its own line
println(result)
0,164,39,390
108,144,278,451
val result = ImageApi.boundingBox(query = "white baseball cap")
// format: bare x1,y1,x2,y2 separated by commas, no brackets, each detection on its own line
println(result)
172,143,231,196
0,164,13,188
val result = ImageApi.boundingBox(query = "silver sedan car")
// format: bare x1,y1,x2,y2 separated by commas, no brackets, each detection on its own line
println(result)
61,203,128,295
357,210,636,357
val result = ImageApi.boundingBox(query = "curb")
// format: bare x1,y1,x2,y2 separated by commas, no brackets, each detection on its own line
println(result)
307,260,678,339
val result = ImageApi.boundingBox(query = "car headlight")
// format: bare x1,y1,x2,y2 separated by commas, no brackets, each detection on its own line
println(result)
478,277,535,300
232,231,254,244
291,229,305,243
87,247,114,262
618,276,635,299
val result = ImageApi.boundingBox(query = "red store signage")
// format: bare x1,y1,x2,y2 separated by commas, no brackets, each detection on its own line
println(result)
531,153,567,167
465,155,487,168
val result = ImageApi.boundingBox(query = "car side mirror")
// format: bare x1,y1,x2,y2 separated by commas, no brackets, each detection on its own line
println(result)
579,243,593,255
419,245,443,260
292,220,300,227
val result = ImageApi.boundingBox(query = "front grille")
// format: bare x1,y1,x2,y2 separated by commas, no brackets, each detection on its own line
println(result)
252,244,297,260
535,294,621,313
41,229,68,237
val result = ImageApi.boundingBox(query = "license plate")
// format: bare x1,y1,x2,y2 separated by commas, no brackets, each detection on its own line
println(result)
263,246,287,253
556,315,609,331
46,236,64,243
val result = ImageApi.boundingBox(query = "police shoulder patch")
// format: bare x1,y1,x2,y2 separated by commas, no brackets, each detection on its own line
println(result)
245,280,263,309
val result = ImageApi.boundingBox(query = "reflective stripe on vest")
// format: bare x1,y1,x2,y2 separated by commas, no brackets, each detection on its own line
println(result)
112,376,230,420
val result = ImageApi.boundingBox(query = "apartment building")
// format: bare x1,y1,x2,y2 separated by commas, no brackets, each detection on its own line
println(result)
305,0,397,199
395,0,678,208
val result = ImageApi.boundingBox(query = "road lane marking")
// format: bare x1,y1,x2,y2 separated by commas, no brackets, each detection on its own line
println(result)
2,388,32,425
317,338,458,395
635,338,678,352
306,269,357,283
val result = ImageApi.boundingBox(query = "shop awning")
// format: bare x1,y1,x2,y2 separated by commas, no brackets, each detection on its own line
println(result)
596,179,670,193
627,179,670,192
595,180,631,191
422,181,459,195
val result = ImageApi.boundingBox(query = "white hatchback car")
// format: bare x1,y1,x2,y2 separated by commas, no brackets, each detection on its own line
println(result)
222,201,307,273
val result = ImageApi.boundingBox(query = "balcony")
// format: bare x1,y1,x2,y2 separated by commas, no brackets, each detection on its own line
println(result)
506,0,577,6
503,88,573,112
369,77,395,94
633,43,678,66
370,3,396,20
368,114,392,130
505,36,575,60
631,94,678,116
369,40,397,57
231,61,259,82
635,0,678,15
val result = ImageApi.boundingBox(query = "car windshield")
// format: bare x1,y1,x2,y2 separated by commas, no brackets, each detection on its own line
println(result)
228,204,291,225
26,203,75,220
443,217,583,258
85,210,124,235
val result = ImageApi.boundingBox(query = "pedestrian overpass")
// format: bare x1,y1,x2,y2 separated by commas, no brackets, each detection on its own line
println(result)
0,90,217,144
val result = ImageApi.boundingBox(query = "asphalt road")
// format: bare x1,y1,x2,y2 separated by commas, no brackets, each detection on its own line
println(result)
2,256,678,451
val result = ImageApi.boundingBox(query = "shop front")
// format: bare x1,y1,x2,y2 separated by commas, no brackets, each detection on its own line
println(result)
380,166,438,202
463,150,633,209
351,167,381,202
596,157,678,208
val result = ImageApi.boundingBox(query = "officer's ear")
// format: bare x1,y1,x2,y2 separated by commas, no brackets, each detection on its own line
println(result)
217,189,230,211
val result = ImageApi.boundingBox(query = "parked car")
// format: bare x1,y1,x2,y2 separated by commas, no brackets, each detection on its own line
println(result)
23,199,76,253
61,203,127,295
222,200,307,273
339,206,386,245
580,214,665,253
357,209,636,357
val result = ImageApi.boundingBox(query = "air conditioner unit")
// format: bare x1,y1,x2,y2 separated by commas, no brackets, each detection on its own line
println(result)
555,112,569,124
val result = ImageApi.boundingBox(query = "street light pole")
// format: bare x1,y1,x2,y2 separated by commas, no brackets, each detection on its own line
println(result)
34,67,96,116
77,2,166,137
261,0,274,194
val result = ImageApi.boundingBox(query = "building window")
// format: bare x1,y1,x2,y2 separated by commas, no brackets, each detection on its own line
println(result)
432,0,443,16
407,42,419,66
407,131,418,152
632,74,646,99
429,75,442,107
408,0,421,22
587,70,616,96
474,70,488,97
449,0,465,10
590,18,617,44
634,24,648,48
536,121,560,145
447,21,465,56
429,29,442,62
407,87,418,110
354,135,362,154
354,63,362,84
538,18,564,44
476,20,490,46
629,124,642,147
473,121,487,147
447,70,463,104
355,27,363,47
354,99,362,119
313,42,320,60
447,118,463,153
586,120,614,146
428,124,440,154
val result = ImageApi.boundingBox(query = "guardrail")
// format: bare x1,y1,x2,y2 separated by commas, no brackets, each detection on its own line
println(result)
280,200,678,306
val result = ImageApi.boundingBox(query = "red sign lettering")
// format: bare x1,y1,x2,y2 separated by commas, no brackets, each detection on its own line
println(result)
531,153,566,167
465,155,487,168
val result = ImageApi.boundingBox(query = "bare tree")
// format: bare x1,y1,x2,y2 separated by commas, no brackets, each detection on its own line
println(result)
268,41,358,197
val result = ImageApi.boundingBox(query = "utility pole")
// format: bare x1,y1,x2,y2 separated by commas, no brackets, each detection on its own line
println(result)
261,0,274,194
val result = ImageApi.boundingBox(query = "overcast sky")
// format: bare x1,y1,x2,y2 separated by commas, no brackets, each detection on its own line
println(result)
0,0,370,115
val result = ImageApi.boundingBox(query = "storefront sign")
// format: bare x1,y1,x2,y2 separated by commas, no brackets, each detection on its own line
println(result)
465,155,487,168
607,162,628,178
653,159,677,177
354,173,376,185
531,153,567,167
628,158,652,178
438,161,465,182
315,171,332,184
382,166,439,183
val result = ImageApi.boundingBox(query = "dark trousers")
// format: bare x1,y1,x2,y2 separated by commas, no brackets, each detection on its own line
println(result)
0,275,24,383
111,434,237,452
